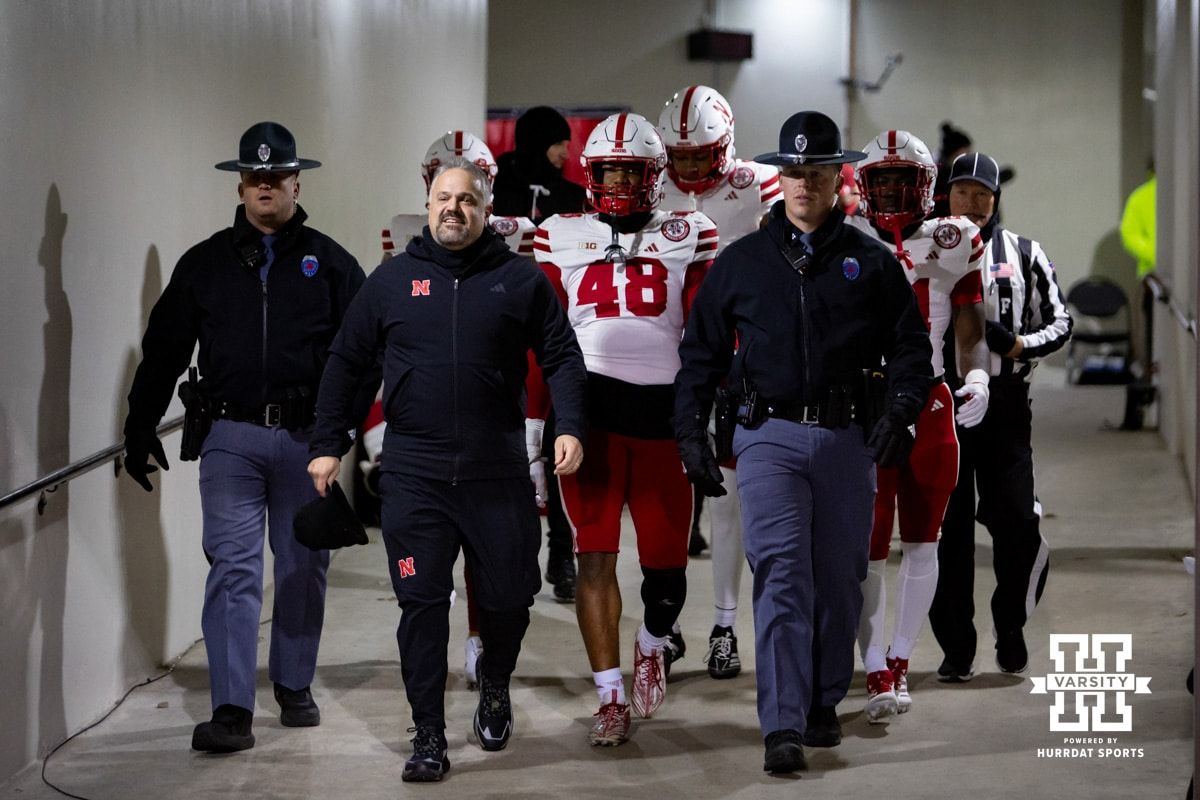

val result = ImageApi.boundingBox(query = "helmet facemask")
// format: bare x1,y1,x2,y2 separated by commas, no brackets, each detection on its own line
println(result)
859,163,934,230
586,157,663,216
665,136,730,194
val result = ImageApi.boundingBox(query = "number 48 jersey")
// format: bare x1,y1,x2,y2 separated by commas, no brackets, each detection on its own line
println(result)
533,210,717,385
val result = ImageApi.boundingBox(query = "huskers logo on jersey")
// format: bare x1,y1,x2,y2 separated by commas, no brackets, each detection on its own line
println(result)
533,210,718,385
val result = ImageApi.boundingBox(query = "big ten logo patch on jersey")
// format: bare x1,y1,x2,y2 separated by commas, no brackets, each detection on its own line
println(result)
491,217,519,237
577,241,598,250
660,218,691,242
933,222,962,250
411,279,431,296
301,255,319,277
397,557,416,578
578,258,669,318
729,166,755,189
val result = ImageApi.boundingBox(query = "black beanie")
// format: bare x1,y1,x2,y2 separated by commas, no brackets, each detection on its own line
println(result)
515,106,572,158
939,122,972,160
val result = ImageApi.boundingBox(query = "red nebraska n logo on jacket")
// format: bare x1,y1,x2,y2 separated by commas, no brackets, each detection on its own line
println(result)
397,557,416,578
411,279,431,296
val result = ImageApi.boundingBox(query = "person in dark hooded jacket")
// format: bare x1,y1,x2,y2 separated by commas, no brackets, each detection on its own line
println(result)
492,105,587,222
308,159,588,782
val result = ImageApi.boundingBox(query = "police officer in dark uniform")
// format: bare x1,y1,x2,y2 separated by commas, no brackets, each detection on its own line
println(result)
307,158,587,783
675,111,932,774
123,122,367,753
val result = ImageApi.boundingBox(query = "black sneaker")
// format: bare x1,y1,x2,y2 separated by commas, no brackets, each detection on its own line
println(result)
274,682,321,727
996,629,1029,674
191,704,255,753
688,526,709,557
802,705,841,748
704,625,741,679
663,628,686,679
763,729,806,773
402,726,450,782
473,673,514,751
545,553,577,602
936,657,976,683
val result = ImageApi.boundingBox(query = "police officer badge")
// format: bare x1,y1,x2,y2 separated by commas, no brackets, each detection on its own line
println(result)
842,257,861,281
301,255,319,277
258,143,271,163
794,134,808,154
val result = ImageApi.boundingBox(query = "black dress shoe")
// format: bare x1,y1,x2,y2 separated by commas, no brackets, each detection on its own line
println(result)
763,729,807,773
191,704,255,753
995,629,1029,674
274,683,321,727
802,705,841,747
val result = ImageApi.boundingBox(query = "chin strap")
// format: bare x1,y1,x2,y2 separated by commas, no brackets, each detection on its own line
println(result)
886,223,915,270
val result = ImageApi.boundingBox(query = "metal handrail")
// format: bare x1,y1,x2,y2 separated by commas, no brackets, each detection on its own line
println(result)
1145,273,1197,338
0,415,184,515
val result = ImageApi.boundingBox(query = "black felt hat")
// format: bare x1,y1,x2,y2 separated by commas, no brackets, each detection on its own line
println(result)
754,111,866,167
293,481,368,551
215,121,322,172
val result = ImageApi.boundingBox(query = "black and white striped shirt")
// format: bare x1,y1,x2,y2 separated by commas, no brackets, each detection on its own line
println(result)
982,227,1072,380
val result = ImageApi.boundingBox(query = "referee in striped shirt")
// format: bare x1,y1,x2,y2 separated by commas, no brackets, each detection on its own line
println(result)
929,152,1073,680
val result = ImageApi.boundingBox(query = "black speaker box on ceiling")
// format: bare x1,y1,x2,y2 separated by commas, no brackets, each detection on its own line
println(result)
687,29,754,62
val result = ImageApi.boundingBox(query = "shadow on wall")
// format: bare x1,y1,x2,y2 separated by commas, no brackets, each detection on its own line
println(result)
35,184,71,759
1090,227,1138,299
116,246,170,670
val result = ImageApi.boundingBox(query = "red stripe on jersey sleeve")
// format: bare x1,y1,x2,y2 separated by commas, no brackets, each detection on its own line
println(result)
682,259,713,323
517,231,535,255
761,185,783,202
950,267,983,307
699,228,719,239
695,242,718,254
970,246,985,263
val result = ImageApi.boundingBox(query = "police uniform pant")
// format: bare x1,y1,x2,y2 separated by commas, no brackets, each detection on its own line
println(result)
930,379,1049,666
379,472,541,731
870,382,959,559
198,419,328,712
735,419,874,737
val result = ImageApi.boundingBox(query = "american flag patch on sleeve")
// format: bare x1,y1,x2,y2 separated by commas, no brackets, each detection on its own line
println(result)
990,262,1015,279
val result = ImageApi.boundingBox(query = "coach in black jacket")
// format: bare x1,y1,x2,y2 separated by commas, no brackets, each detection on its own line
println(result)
308,158,586,782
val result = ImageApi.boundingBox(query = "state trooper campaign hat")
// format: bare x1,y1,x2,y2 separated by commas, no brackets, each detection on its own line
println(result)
754,111,866,166
293,481,368,551
215,121,322,172
947,151,1001,193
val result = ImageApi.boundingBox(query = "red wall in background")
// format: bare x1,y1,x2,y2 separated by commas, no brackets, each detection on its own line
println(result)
486,107,626,187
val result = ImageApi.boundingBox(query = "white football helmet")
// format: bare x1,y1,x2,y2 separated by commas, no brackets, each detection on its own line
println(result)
857,130,937,229
657,85,735,193
421,131,498,191
581,112,666,215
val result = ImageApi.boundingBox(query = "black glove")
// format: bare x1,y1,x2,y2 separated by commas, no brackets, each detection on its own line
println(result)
866,392,923,468
124,429,169,492
984,320,1018,356
677,429,727,498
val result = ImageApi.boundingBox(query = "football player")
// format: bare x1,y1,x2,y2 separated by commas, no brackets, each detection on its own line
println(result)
655,85,781,681
844,130,990,723
528,112,717,746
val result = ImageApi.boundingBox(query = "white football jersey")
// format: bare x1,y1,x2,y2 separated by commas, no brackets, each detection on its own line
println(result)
381,214,535,261
533,210,718,385
661,159,780,255
846,215,984,377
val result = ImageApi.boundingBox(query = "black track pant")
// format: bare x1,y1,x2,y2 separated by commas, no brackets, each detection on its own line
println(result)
930,379,1050,667
380,472,541,730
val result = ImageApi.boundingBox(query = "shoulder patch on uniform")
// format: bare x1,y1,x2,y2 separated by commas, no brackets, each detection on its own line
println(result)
301,255,319,277
933,222,962,250
660,218,691,242
491,217,518,237
729,166,755,189
842,257,861,281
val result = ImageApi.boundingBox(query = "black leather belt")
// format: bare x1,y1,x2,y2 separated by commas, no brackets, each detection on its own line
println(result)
765,403,825,425
213,400,312,429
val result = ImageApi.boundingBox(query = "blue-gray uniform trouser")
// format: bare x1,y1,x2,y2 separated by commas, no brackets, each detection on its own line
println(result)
734,418,875,737
198,419,329,712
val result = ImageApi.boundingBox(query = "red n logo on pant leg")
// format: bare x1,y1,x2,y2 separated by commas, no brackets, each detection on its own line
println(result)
398,557,416,578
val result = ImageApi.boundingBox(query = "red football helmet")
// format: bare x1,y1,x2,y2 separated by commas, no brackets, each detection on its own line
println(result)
421,131,498,191
581,113,666,215
657,85,735,194
857,130,937,229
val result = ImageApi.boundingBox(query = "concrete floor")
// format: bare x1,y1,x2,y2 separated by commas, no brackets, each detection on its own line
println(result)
3,368,1193,799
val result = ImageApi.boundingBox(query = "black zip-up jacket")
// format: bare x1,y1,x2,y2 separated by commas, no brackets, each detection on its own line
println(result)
675,203,933,433
309,226,587,482
125,205,365,433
